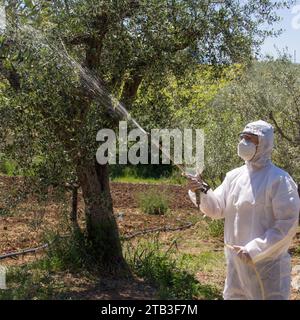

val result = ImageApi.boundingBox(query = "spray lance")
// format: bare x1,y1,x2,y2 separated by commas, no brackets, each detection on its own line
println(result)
184,172,211,209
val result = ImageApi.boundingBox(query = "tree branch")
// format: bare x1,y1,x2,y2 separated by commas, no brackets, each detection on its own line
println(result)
68,35,91,46
0,59,21,90
269,111,298,146
121,72,144,106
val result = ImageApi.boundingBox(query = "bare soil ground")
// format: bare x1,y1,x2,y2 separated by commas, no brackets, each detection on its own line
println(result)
0,175,300,300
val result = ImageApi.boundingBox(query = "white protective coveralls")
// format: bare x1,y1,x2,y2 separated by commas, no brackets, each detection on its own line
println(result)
189,120,300,300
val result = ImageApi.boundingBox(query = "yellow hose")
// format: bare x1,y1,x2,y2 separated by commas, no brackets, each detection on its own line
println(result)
225,244,266,300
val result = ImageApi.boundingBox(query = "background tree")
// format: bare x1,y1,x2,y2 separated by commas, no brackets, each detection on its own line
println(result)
208,58,300,183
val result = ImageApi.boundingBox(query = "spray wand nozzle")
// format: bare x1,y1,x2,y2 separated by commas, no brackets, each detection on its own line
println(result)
183,172,210,209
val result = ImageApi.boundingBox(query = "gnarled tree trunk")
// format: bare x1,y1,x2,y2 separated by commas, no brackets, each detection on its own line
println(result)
76,157,126,271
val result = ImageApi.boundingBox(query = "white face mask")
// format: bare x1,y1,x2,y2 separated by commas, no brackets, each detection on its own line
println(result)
238,139,257,161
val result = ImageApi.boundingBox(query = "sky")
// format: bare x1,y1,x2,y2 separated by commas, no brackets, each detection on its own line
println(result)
260,1,300,63
0,5,5,31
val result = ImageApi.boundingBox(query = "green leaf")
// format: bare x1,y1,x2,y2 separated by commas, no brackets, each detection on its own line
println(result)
24,0,34,9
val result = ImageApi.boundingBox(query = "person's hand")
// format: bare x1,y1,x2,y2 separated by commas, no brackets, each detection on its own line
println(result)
233,245,252,265
185,174,203,193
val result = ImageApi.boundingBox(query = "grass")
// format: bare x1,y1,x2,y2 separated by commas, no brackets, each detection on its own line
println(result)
0,257,97,300
151,217,226,296
124,236,223,300
0,181,224,300
111,176,185,185
137,191,169,215
110,166,187,185
0,228,108,300
179,251,225,274
0,159,17,176
0,228,224,300
0,262,65,300
207,219,224,239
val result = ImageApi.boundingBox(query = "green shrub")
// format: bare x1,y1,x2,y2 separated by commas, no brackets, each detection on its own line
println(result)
207,219,224,239
137,191,169,215
41,229,96,272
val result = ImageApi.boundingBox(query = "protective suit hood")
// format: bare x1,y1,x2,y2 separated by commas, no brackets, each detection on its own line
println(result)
241,120,274,171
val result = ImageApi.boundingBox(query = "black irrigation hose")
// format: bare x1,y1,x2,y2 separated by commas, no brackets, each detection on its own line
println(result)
122,222,195,240
0,243,49,260
0,222,196,261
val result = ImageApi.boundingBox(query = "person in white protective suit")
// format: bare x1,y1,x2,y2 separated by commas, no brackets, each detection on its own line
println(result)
188,120,300,300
